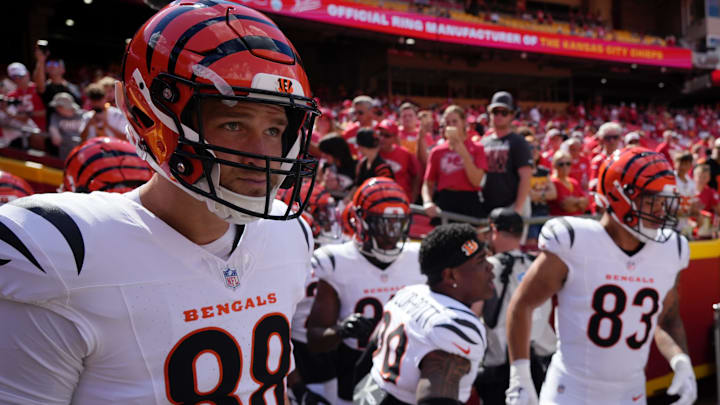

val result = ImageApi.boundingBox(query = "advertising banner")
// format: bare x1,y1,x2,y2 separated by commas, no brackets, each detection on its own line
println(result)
243,0,693,69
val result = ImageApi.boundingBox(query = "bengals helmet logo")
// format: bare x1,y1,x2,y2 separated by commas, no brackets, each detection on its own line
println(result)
277,78,294,94
461,240,479,257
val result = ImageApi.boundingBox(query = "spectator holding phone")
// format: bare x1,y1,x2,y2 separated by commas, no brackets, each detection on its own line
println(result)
33,43,82,119
79,83,127,141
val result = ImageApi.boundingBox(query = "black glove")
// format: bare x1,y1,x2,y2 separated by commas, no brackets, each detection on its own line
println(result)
338,313,376,340
290,384,331,405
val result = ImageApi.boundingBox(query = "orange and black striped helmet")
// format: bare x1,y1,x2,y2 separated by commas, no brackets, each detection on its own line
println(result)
341,202,355,237
0,171,33,204
352,177,410,261
63,137,152,194
596,147,679,242
279,181,341,245
118,0,320,225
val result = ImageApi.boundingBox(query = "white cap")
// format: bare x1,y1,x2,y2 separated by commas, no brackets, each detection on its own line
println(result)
7,62,28,78
624,132,640,144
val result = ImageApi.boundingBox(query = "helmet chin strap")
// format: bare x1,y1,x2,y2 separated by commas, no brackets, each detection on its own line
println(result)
370,238,402,263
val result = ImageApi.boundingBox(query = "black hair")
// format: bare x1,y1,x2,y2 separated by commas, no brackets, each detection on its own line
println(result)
318,133,356,172
419,223,484,286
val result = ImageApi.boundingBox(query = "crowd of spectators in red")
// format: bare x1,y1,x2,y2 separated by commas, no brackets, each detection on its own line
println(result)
310,93,720,241
2,49,719,240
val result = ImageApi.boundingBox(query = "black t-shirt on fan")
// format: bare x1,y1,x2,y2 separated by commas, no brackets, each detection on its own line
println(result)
480,131,533,211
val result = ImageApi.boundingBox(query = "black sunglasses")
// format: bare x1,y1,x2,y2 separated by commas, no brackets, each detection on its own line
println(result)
491,109,511,117
555,161,572,167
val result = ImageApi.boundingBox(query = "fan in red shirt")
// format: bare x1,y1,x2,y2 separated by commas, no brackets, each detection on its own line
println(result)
397,102,420,153
341,95,376,156
422,105,488,223
541,128,564,166
655,130,680,168
565,138,591,191
548,150,589,216
6,62,46,131
377,119,422,202
695,163,720,215
590,122,622,181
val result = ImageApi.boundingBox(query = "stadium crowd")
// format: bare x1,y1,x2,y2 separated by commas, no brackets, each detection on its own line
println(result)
2,49,720,241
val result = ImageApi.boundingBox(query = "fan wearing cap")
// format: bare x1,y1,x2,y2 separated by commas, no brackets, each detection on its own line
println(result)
354,127,395,187
480,91,533,217
47,92,84,159
540,128,564,165
342,95,377,155
656,130,680,168
378,119,422,202
422,105,487,223
506,148,695,405
590,122,622,181
474,208,556,405
6,62,46,132
354,223,494,405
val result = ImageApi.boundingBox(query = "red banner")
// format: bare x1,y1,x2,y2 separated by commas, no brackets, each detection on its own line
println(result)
244,0,692,69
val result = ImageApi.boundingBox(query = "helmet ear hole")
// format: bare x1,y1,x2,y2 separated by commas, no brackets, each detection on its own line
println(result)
170,154,194,177
624,213,634,224
150,79,179,104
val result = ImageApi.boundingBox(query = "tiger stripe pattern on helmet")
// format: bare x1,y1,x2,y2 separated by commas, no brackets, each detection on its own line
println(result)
64,137,153,193
596,147,679,242
0,171,34,204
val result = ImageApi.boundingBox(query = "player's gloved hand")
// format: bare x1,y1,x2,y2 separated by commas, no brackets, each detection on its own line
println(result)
289,384,331,405
338,313,375,340
667,353,697,405
505,359,539,405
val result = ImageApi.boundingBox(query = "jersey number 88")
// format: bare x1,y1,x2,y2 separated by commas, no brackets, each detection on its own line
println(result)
165,313,291,405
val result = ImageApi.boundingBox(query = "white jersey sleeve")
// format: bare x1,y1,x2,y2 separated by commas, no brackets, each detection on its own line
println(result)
0,300,86,405
0,196,96,404
538,217,577,260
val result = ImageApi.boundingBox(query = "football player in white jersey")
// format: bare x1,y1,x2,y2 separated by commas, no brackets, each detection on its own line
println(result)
307,177,427,404
354,223,495,405
506,147,697,405
0,2,321,404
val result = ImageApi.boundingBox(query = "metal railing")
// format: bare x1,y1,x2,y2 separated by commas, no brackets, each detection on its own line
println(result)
409,203,598,227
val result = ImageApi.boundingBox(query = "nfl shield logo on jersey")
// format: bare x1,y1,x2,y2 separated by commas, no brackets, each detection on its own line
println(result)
223,268,241,290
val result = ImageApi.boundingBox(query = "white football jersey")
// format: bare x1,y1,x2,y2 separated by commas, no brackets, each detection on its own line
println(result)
0,191,312,405
369,284,486,404
313,241,426,350
290,254,321,344
539,217,688,387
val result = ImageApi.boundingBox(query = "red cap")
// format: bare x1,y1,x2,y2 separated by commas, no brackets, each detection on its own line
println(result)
376,119,399,136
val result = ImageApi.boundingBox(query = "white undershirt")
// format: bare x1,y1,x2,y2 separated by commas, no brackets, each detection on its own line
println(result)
199,225,236,260
125,189,236,260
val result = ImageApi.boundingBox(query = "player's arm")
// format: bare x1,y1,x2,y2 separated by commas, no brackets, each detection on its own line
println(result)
0,299,86,404
454,141,485,188
655,274,689,358
415,350,471,404
506,251,566,363
505,250,566,404
306,280,343,352
654,274,697,405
